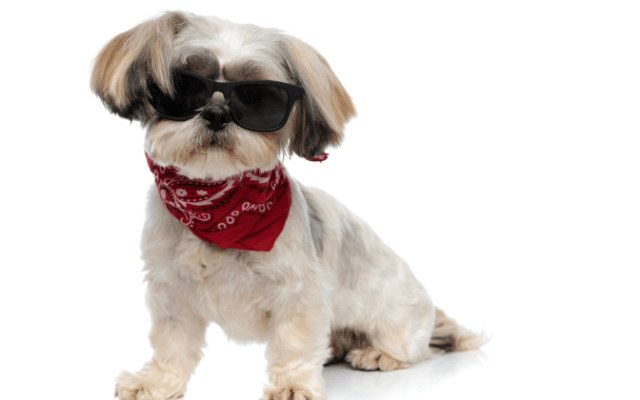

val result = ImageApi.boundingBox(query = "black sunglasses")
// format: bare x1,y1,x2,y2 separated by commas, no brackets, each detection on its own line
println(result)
149,68,304,132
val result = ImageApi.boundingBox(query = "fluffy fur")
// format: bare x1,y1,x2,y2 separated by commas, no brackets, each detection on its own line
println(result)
91,11,487,400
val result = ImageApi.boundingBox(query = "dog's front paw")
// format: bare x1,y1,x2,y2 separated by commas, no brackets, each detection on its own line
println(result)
261,385,323,400
114,365,187,400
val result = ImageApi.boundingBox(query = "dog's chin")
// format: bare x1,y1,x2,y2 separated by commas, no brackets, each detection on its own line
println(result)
145,120,281,181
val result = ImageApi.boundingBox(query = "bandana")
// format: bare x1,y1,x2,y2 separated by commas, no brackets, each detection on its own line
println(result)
146,153,292,252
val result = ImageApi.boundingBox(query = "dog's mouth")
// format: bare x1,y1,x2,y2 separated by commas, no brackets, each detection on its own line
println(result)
194,122,236,152
208,131,235,151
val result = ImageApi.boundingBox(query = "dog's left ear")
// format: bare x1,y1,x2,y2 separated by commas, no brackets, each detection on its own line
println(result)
281,35,357,160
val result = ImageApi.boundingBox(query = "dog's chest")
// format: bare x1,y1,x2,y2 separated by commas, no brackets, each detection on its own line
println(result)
193,249,278,342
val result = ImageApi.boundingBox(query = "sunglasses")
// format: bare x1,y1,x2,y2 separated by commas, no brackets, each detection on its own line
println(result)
149,68,304,132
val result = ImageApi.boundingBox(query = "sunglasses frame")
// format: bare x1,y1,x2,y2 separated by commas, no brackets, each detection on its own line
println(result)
152,68,304,132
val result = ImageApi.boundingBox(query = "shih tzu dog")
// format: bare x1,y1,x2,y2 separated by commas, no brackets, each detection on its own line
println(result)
91,11,486,400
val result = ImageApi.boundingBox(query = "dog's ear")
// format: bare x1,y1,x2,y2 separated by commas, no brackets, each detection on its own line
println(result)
281,36,357,160
90,11,188,122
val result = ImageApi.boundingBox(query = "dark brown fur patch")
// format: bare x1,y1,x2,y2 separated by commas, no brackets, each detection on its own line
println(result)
175,49,221,80
326,328,371,365
222,61,268,81
429,307,460,352
289,100,338,160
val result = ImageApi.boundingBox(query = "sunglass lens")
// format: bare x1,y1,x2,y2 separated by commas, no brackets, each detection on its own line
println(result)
230,84,289,130
151,72,207,119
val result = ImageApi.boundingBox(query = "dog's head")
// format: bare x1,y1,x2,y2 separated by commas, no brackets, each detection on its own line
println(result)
90,11,356,180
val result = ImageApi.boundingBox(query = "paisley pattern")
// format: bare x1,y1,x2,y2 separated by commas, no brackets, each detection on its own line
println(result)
146,153,292,251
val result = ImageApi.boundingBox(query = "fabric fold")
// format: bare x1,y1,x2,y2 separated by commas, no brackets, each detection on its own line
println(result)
146,153,292,251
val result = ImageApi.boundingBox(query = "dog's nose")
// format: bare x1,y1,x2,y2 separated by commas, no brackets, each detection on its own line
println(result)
201,108,232,131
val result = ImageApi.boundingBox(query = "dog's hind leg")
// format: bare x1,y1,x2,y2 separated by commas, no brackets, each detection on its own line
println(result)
345,290,438,371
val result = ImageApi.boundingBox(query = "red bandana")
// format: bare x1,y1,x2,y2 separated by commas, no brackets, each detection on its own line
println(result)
146,153,292,251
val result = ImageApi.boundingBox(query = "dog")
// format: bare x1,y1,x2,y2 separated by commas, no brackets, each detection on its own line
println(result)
91,11,486,400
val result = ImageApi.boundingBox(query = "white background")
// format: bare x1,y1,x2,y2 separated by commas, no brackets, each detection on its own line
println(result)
2,1,639,399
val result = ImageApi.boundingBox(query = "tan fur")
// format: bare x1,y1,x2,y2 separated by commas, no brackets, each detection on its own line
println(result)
91,31,131,104
93,12,487,400
223,60,271,81
282,35,357,131
91,12,187,109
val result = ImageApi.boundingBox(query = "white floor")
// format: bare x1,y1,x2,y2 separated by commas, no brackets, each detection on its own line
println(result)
322,350,490,400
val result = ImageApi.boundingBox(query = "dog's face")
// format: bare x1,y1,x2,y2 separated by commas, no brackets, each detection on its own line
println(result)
91,11,356,180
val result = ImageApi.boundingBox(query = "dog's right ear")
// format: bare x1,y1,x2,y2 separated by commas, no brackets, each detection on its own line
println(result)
90,11,188,122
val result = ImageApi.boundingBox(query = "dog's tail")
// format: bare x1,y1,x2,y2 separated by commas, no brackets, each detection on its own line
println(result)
429,307,489,352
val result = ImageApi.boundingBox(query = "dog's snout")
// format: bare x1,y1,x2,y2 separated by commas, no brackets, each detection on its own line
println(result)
201,107,232,131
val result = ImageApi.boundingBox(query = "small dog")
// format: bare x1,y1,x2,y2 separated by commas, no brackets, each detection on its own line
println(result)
91,11,486,400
